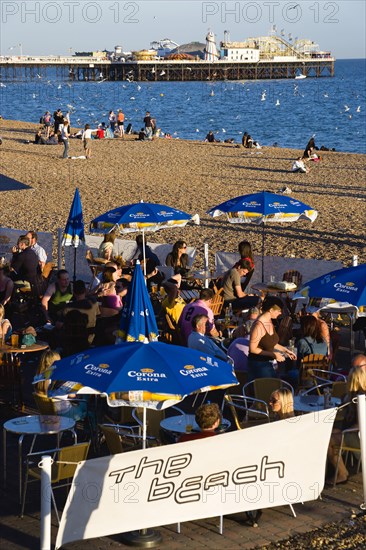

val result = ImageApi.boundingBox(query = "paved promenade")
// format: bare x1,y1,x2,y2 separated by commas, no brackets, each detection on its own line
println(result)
1,402,363,550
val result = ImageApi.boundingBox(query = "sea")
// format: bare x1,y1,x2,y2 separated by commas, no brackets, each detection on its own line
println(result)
0,58,365,154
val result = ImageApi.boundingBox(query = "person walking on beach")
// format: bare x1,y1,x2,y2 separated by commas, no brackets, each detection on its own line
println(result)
59,118,70,159
144,111,153,140
109,111,116,134
117,109,125,138
82,123,97,159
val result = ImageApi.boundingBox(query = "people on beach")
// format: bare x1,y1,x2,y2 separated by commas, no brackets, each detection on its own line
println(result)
98,232,117,261
303,136,316,159
205,130,218,143
109,111,116,134
292,157,309,173
222,258,259,311
58,118,70,158
144,111,153,140
178,403,222,442
165,240,190,276
117,109,125,138
82,123,97,159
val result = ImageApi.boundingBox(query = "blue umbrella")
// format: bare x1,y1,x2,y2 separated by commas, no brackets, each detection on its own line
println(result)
47,341,238,445
295,264,366,309
90,200,199,274
62,188,85,281
207,191,318,281
118,260,159,342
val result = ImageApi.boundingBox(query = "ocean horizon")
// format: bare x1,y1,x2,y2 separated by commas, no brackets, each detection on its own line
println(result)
1,58,365,154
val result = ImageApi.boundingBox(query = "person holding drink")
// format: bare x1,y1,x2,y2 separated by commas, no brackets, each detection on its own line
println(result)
248,296,296,381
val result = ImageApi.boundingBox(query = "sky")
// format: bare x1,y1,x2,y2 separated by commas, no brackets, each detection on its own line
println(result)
1,0,365,59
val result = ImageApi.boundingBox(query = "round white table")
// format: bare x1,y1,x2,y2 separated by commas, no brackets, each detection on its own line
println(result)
294,395,340,413
3,415,76,503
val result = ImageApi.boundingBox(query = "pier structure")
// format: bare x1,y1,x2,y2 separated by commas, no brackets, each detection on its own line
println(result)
0,57,334,82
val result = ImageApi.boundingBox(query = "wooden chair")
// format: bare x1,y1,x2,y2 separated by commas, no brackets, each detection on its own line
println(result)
163,313,182,345
33,391,59,415
299,354,331,388
210,291,224,317
21,442,90,522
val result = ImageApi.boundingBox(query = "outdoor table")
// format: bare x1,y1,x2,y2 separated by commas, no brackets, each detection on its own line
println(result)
0,340,49,409
3,414,76,503
160,414,231,438
294,394,340,413
251,283,297,297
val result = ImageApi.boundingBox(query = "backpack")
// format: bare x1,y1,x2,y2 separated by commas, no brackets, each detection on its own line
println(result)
39,116,44,124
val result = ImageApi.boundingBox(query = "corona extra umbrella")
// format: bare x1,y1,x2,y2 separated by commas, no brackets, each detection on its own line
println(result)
62,188,85,281
207,191,318,281
90,200,199,274
294,264,366,309
46,341,238,446
117,260,159,342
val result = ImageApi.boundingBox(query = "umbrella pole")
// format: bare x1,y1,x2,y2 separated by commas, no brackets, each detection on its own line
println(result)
142,407,147,450
261,223,265,283
142,230,147,277
73,247,77,283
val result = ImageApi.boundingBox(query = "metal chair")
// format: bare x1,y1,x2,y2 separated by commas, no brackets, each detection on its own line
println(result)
100,423,159,454
21,441,90,522
223,394,270,429
243,378,294,404
333,427,361,487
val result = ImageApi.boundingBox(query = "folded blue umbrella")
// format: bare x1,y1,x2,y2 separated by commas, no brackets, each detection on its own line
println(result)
118,261,158,342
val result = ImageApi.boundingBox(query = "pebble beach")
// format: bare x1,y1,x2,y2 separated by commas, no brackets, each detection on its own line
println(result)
0,119,365,267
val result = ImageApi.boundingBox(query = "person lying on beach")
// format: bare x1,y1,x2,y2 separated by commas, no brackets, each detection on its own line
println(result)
292,157,309,173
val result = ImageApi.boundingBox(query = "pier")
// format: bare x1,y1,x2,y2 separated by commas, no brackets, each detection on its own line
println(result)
0,57,334,82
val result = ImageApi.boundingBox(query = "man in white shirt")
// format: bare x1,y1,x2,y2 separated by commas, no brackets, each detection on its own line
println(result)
26,231,47,272
187,314,227,361
291,157,308,173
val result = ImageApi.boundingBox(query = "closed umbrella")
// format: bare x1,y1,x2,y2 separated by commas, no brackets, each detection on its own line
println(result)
62,188,85,281
207,191,318,282
90,200,199,274
118,260,159,342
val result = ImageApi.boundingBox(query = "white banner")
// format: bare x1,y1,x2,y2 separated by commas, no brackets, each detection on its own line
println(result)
56,410,335,548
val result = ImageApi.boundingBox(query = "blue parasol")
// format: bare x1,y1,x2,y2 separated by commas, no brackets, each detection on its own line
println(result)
47,341,238,445
90,200,199,274
295,264,366,309
207,191,318,281
62,188,85,281
118,260,159,342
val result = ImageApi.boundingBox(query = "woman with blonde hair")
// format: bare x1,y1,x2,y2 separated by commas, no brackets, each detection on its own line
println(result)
98,231,117,261
35,349,61,395
269,388,294,420
0,303,12,343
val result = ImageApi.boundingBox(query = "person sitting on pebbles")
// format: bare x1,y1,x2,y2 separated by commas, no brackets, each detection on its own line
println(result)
292,157,309,173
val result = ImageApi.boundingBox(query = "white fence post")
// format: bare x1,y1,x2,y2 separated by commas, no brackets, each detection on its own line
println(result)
352,255,358,266
357,394,366,511
204,243,209,288
40,454,52,550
